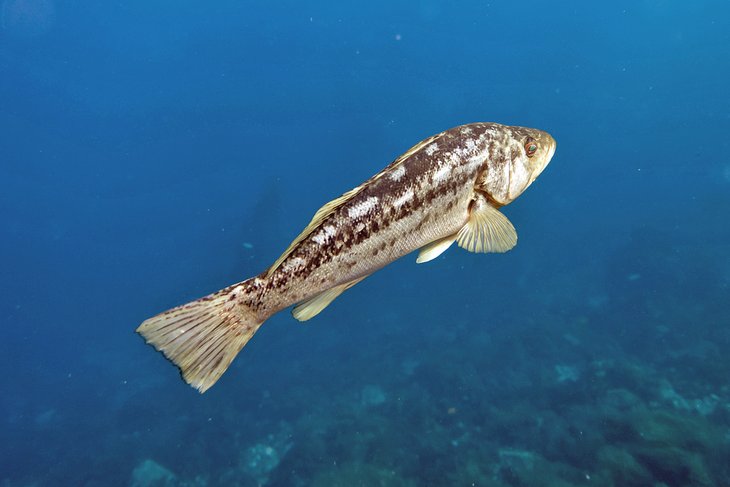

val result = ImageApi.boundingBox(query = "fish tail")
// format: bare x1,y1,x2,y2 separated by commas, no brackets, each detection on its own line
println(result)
136,280,264,393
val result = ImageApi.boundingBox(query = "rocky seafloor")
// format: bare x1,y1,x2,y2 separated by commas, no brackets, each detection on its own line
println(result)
126,318,730,487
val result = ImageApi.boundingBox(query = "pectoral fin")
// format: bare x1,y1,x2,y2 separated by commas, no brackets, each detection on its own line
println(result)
292,275,369,321
416,235,457,263
456,196,517,253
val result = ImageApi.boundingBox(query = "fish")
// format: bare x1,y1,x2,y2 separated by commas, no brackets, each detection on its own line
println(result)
137,122,556,393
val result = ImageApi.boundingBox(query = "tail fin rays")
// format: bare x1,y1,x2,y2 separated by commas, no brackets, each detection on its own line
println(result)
137,285,263,393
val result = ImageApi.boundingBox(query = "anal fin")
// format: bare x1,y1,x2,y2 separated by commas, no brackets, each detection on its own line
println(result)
292,275,368,321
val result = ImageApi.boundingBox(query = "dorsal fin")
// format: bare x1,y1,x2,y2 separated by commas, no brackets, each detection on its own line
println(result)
265,131,447,277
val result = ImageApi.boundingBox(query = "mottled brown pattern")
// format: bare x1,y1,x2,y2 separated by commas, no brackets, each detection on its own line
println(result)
255,122,554,316
137,122,555,393
275,130,475,275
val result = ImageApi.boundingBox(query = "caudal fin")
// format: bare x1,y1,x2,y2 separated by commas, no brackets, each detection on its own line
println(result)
137,283,263,393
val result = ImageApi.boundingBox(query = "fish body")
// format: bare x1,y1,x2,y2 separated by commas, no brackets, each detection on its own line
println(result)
137,122,556,392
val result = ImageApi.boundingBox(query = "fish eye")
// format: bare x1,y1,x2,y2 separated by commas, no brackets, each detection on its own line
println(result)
524,139,538,158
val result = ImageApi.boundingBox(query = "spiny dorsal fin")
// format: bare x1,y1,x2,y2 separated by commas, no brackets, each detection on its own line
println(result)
292,275,369,321
266,131,447,277
456,195,517,253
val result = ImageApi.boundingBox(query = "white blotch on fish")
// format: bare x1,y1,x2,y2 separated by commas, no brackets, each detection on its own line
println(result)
347,196,379,219
389,165,406,181
393,188,415,209
312,225,336,245
433,164,451,184
282,256,305,272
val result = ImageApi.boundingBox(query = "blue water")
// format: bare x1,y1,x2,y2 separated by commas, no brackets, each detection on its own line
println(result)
2,1,729,485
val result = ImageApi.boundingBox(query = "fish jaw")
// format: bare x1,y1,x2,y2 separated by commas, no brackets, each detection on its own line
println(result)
530,133,556,186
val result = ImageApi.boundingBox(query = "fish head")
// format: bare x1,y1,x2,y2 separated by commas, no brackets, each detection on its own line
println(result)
477,125,556,206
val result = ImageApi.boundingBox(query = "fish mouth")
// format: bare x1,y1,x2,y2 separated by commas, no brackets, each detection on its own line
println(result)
546,134,557,162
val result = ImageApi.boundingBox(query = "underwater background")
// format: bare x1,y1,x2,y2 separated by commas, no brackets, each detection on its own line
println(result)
2,0,730,486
